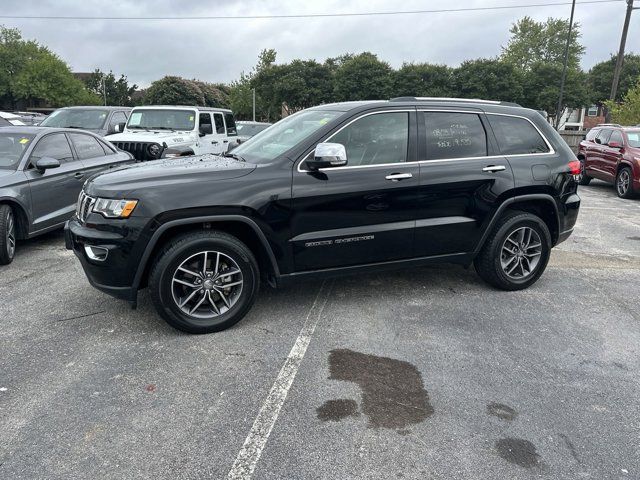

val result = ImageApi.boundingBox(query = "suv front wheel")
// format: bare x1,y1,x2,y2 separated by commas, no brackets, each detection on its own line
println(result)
616,166,635,199
149,231,259,334
474,211,551,291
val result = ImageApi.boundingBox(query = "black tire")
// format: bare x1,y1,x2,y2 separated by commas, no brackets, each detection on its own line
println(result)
149,231,259,334
0,204,16,265
577,160,592,186
474,211,551,291
615,166,635,199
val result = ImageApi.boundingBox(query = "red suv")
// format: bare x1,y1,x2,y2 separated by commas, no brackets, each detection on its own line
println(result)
577,124,640,198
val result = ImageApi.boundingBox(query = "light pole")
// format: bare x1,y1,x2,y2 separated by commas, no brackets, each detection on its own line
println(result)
252,88,256,122
102,75,107,106
555,0,576,130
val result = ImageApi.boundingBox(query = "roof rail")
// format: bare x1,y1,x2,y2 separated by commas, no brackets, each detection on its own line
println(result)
389,96,521,107
596,123,622,127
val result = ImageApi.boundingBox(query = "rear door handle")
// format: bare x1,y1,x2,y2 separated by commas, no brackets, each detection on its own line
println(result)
482,165,506,173
385,173,413,181
74,172,84,179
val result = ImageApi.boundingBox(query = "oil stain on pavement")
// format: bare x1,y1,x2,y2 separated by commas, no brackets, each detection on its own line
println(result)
319,349,434,430
316,399,360,421
495,438,542,469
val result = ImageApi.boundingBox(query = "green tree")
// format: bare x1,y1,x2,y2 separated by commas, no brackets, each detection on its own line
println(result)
142,76,229,107
452,59,523,102
501,16,585,71
84,69,138,106
271,60,333,111
606,78,640,125
392,63,453,97
333,52,392,101
229,71,254,120
589,53,640,103
0,26,98,108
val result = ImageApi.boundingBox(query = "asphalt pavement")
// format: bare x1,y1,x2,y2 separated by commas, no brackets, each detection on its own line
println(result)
1,180,639,480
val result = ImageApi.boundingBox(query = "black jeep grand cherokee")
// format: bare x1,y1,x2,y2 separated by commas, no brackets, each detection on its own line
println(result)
66,98,581,334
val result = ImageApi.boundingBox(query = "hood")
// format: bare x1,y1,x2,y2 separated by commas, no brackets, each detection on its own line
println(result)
85,154,256,197
108,129,195,146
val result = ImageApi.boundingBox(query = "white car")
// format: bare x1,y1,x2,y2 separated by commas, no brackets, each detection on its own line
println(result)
107,106,240,160
0,112,26,127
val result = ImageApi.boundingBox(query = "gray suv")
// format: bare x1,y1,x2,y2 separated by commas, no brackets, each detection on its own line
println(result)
39,106,132,137
0,127,133,264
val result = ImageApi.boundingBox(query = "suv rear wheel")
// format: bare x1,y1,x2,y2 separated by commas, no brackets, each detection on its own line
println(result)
616,166,635,199
149,231,259,334
474,211,551,290
0,204,16,265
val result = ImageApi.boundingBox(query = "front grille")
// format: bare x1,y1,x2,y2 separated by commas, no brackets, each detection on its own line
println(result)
113,141,161,161
76,191,96,223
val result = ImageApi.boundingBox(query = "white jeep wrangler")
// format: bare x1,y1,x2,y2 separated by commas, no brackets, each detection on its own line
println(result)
108,105,240,161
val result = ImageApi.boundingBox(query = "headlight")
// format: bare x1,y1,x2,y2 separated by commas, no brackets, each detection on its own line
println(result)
148,143,161,158
93,198,138,218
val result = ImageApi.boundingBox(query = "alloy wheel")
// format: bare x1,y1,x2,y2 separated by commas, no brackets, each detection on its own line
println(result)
500,227,542,280
617,170,630,197
171,250,243,319
5,209,15,259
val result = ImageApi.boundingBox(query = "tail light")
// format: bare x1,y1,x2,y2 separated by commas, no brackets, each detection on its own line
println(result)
568,160,581,175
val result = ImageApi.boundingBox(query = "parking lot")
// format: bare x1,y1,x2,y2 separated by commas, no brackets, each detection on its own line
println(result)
0,180,639,480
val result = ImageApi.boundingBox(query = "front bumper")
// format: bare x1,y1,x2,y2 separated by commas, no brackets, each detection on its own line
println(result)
65,216,151,302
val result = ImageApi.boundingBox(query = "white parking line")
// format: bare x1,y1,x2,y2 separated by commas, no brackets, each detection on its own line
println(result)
227,280,333,480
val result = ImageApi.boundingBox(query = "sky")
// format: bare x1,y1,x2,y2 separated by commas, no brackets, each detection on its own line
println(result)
2,0,637,88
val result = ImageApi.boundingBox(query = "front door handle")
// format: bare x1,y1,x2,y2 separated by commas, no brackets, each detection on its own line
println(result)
74,172,84,179
385,173,413,181
482,165,506,173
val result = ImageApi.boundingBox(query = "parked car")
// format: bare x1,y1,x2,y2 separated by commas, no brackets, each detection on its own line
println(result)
0,112,26,126
0,127,133,264
66,97,581,334
236,121,272,143
39,106,132,137
12,111,47,126
577,123,640,198
107,106,240,161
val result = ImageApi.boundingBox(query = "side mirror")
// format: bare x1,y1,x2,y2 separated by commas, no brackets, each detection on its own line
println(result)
199,124,213,137
306,143,348,171
35,157,60,171
608,141,622,149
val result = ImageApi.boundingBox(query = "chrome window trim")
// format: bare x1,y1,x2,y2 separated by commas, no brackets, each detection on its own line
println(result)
296,109,555,174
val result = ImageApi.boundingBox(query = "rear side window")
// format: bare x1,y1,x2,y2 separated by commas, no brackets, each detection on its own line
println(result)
488,115,549,155
224,113,237,136
213,113,225,134
424,112,487,160
596,129,612,145
70,133,106,160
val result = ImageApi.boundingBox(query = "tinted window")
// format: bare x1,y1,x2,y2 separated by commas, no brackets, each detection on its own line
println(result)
110,111,127,128
596,129,612,145
608,130,623,146
488,115,549,155
224,113,237,135
213,113,225,134
70,133,106,160
30,134,74,164
330,112,408,166
0,133,35,169
424,112,487,160
199,113,212,129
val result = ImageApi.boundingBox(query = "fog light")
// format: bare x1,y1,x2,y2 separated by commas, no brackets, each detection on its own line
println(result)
84,245,108,261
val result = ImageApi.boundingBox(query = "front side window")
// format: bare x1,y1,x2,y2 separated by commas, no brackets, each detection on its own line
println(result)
585,129,599,142
232,109,341,164
70,133,106,160
199,113,212,129
425,112,487,160
224,113,237,136
488,115,549,155
127,109,196,131
0,133,35,170
40,109,109,129
329,112,409,166
608,130,624,146
213,113,225,134
30,134,74,165
110,111,128,128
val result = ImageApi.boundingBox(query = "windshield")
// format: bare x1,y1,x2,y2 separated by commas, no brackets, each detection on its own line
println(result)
232,110,341,163
127,109,196,131
0,133,34,170
237,124,271,136
40,109,108,129
627,131,640,148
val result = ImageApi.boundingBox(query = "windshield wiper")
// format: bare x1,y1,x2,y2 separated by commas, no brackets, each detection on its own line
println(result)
66,125,86,129
224,152,246,162
151,126,176,132
129,126,150,131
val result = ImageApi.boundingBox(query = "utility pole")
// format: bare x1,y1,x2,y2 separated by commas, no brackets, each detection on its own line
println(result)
102,75,107,106
606,0,636,122
555,0,576,130
252,88,256,122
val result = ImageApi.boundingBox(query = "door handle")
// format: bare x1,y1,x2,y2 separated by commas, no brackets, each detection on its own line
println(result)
74,172,84,179
212,141,218,145
482,165,506,173
223,140,228,143
385,173,413,181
